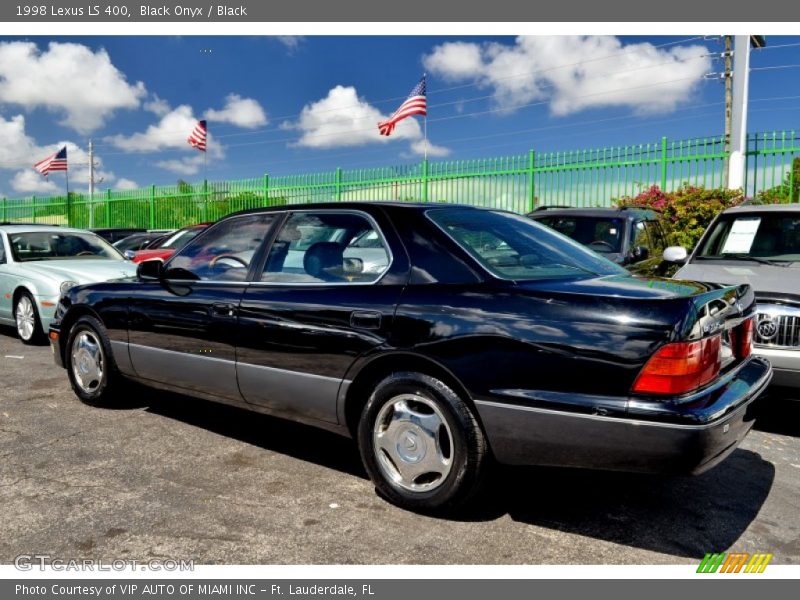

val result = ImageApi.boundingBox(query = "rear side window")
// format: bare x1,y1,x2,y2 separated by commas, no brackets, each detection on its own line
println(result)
261,211,391,284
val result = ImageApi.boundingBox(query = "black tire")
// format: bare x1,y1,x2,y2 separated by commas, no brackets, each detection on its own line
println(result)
14,291,45,345
357,372,489,513
65,315,126,407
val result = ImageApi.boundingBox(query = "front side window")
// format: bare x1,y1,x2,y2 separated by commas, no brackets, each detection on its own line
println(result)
167,214,277,281
9,231,123,262
696,212,800,262
261,212,391,284
429,208,626,281
536,216,625,254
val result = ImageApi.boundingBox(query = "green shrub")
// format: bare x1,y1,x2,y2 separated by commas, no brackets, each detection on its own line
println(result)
616,184,744,250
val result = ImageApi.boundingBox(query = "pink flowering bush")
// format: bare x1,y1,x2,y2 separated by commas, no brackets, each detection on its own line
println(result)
616,185,744,249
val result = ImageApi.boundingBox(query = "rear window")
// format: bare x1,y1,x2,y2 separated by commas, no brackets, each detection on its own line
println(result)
536,216,625,254
427,208,626,281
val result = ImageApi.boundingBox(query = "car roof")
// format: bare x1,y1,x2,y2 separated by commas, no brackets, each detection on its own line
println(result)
0,224,96,235
528,206,658,219
224,201,478,219
722,203,800,214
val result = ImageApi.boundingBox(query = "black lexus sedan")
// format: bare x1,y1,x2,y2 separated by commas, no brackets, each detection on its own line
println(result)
49,202,771,512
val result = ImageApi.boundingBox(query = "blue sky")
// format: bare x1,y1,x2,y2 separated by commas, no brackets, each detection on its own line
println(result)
0,35,798,196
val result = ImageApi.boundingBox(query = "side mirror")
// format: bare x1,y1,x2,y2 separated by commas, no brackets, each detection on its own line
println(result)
632,245,650,261
136,259,164,281
123,250,136,260
663,246,688,264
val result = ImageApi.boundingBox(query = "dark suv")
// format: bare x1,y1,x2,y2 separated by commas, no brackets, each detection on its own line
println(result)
528,206,668,276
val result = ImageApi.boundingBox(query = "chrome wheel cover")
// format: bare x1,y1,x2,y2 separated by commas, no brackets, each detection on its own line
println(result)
71,331,105,394
373,394,454,493
15,296,36,341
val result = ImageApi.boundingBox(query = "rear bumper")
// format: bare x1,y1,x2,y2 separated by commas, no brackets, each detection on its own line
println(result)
476,356,772,474
754,346,800,388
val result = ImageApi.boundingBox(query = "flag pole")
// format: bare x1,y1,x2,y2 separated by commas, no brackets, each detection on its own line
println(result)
423,114,428,162
423,73,428,162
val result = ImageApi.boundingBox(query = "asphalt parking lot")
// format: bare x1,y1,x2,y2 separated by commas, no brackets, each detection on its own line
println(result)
1,327,799,565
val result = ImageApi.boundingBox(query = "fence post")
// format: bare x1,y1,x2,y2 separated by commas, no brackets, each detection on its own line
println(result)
660,136,668,191
422,159,429,202
32,195,36,223
335,167,342,201
528,149,536,211
149,185,155,229
1,197,5,222
202,178,209,222
106,189,111,228
263,174,270,206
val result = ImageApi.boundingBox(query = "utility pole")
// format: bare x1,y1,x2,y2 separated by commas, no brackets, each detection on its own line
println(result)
723,35,733,184
727,35,752,190
88,139,95,228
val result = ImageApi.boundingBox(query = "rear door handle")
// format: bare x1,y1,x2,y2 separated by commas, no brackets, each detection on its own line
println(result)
350,310,382,330
211,303,237,317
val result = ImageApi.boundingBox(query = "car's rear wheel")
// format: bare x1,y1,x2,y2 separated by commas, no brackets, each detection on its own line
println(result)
65,315,125,406
357,372,489,513
15,292,44,345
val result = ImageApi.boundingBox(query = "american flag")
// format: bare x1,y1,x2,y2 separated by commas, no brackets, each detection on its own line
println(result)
33,146,68,177
378,75,427,137
187,120,207,152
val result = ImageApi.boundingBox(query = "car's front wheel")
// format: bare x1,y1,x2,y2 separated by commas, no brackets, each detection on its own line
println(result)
65,315,125,406
357,372,489,513
14,292,44,345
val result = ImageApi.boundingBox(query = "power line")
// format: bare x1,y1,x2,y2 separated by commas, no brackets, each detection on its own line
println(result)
751,64,800,72
90,36,712,148
91,74,709,158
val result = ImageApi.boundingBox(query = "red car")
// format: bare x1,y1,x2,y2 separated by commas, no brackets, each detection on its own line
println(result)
129,223,210,264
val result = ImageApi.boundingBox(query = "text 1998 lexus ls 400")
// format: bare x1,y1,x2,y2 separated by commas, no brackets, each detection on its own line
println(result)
49,203,771,512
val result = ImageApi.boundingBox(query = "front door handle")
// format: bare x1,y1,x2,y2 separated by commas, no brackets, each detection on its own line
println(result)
211,303,237,317
350,310,382,330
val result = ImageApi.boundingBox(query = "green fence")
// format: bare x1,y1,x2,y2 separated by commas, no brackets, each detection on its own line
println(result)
2,130,798,229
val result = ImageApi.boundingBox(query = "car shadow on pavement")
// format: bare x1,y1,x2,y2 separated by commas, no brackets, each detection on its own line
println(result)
141,388,775,560
470,448,775,559
753,391,800,437
144,390,368,479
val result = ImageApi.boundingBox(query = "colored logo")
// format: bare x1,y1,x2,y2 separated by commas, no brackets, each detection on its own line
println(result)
697,552,773,573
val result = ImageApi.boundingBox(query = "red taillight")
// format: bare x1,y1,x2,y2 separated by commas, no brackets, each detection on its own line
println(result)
632,335,721,396
730,317,754,359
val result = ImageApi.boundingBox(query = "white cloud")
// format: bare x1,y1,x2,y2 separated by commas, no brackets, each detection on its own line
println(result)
155,155,207,176
115,178,139,190
0,41,146,133
144,94,171,117
10,169,60,194
0,114,131,195
294,85,422,149
275,36,305,52
423,36,711,116
205,93,267,129
105,105,224,162
410,139,451,158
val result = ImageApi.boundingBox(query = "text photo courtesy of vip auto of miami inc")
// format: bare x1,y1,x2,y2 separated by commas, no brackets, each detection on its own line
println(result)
0,29,799,577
